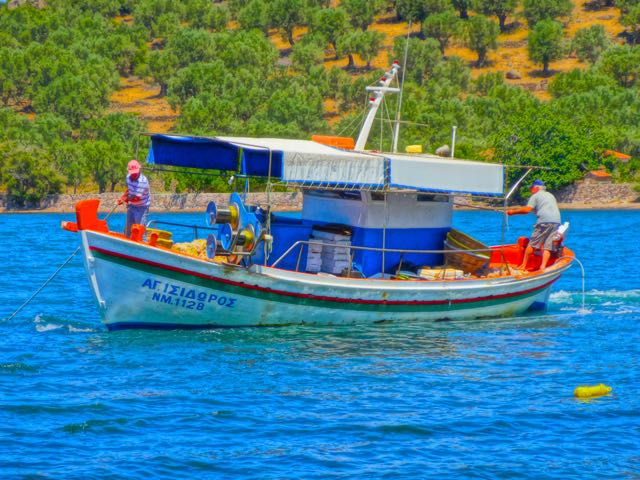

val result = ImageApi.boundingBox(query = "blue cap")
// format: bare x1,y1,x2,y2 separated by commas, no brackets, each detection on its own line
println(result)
532,179,545,187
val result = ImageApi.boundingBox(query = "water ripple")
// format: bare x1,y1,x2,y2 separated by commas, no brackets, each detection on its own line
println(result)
0,212,639,478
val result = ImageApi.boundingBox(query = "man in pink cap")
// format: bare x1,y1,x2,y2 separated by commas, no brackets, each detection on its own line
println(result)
118,159,151,237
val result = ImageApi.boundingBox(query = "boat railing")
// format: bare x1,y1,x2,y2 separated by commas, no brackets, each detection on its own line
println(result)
146,220,218,241
271,239,499,273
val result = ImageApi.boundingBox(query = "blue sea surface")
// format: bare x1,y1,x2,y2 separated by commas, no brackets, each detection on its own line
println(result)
0,209,638,479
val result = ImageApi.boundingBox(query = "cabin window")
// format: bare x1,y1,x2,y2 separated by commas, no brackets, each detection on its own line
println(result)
339,191,362,201
370,192,385,202
417,193,449,203
305,190,362,201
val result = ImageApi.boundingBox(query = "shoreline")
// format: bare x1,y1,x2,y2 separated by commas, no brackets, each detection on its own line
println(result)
1,188,638,214
2,202,639,214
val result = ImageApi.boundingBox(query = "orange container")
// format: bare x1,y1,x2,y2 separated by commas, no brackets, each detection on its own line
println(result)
130,224,145,241
75,199,108,233
311,135,355,150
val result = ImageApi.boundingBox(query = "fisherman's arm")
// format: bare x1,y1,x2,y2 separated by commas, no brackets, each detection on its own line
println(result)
506,206,533,216
118,188,129,205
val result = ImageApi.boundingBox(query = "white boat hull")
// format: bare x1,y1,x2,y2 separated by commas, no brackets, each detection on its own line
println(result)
81,231,569,330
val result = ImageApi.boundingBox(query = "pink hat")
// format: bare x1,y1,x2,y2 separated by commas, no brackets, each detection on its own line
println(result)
127,159,141,174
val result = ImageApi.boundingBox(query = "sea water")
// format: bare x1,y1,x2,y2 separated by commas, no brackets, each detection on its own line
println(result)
0,210,638,479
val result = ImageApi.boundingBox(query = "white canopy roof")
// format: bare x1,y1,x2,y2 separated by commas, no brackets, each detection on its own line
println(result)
217,137,387,188
386,153,504,196
152,135,505,196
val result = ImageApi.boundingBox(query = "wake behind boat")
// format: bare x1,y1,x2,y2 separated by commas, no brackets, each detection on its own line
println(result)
62,64,574,330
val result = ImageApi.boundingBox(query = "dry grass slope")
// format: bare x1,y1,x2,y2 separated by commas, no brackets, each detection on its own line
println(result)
110,77,176,133
110,0,626,131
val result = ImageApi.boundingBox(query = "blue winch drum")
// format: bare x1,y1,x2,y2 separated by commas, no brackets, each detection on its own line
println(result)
205,201,217,227
206,234,218,259
207,199,239,228
218,223,234,251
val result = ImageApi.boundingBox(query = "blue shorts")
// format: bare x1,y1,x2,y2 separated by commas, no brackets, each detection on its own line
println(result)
530,222,559,251
126,205,149,237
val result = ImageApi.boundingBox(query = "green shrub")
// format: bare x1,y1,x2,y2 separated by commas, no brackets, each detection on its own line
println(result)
1,145,63,207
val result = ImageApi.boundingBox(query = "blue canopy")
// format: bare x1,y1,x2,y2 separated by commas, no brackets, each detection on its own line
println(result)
146,134,284,177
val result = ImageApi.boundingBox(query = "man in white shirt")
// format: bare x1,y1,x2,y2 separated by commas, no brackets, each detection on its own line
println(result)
118,159,151,237
507,179,561,271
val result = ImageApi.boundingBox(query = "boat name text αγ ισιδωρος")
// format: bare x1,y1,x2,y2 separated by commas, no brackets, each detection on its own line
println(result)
142,278,237,310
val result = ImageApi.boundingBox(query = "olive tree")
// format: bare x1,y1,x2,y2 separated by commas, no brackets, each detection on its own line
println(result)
342,0,385,30
392,37,442,84
310,7,350,58
2,146,64,207
465,15,499,67
572,25,610,64
528,20,566,76
357,30,385,68
596,44,640,87
452,0,472,19
422,9,461,54
237,0,270,34
337,31,361,69
0,48,28,107
291,40,325,73
475,0,517,32
268,0,306,46
621,5,640,44
523,0,573,26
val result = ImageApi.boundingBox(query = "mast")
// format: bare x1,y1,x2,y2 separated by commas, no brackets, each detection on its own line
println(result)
354,62,401,151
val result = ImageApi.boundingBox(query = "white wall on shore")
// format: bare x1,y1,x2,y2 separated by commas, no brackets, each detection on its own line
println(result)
0,192,303,213
555,180,638,205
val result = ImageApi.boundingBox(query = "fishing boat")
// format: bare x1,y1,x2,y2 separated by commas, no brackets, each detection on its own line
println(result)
62,64,574,330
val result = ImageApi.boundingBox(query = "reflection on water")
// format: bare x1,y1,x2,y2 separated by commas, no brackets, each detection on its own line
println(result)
76,310,576,376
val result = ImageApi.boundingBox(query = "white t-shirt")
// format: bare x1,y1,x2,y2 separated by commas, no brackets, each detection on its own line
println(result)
527,190,560,225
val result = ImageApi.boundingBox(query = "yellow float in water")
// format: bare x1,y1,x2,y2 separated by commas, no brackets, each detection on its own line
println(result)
574,384,612,399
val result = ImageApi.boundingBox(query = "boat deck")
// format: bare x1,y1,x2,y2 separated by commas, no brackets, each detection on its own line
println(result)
96,228,573,283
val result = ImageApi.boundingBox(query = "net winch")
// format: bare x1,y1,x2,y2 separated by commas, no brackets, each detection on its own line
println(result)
204,193,264,260
206,202,240,230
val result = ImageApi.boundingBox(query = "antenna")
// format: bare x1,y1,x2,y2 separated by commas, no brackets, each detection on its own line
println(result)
451,125,457,158
354,62,401,151
392,22,412,154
